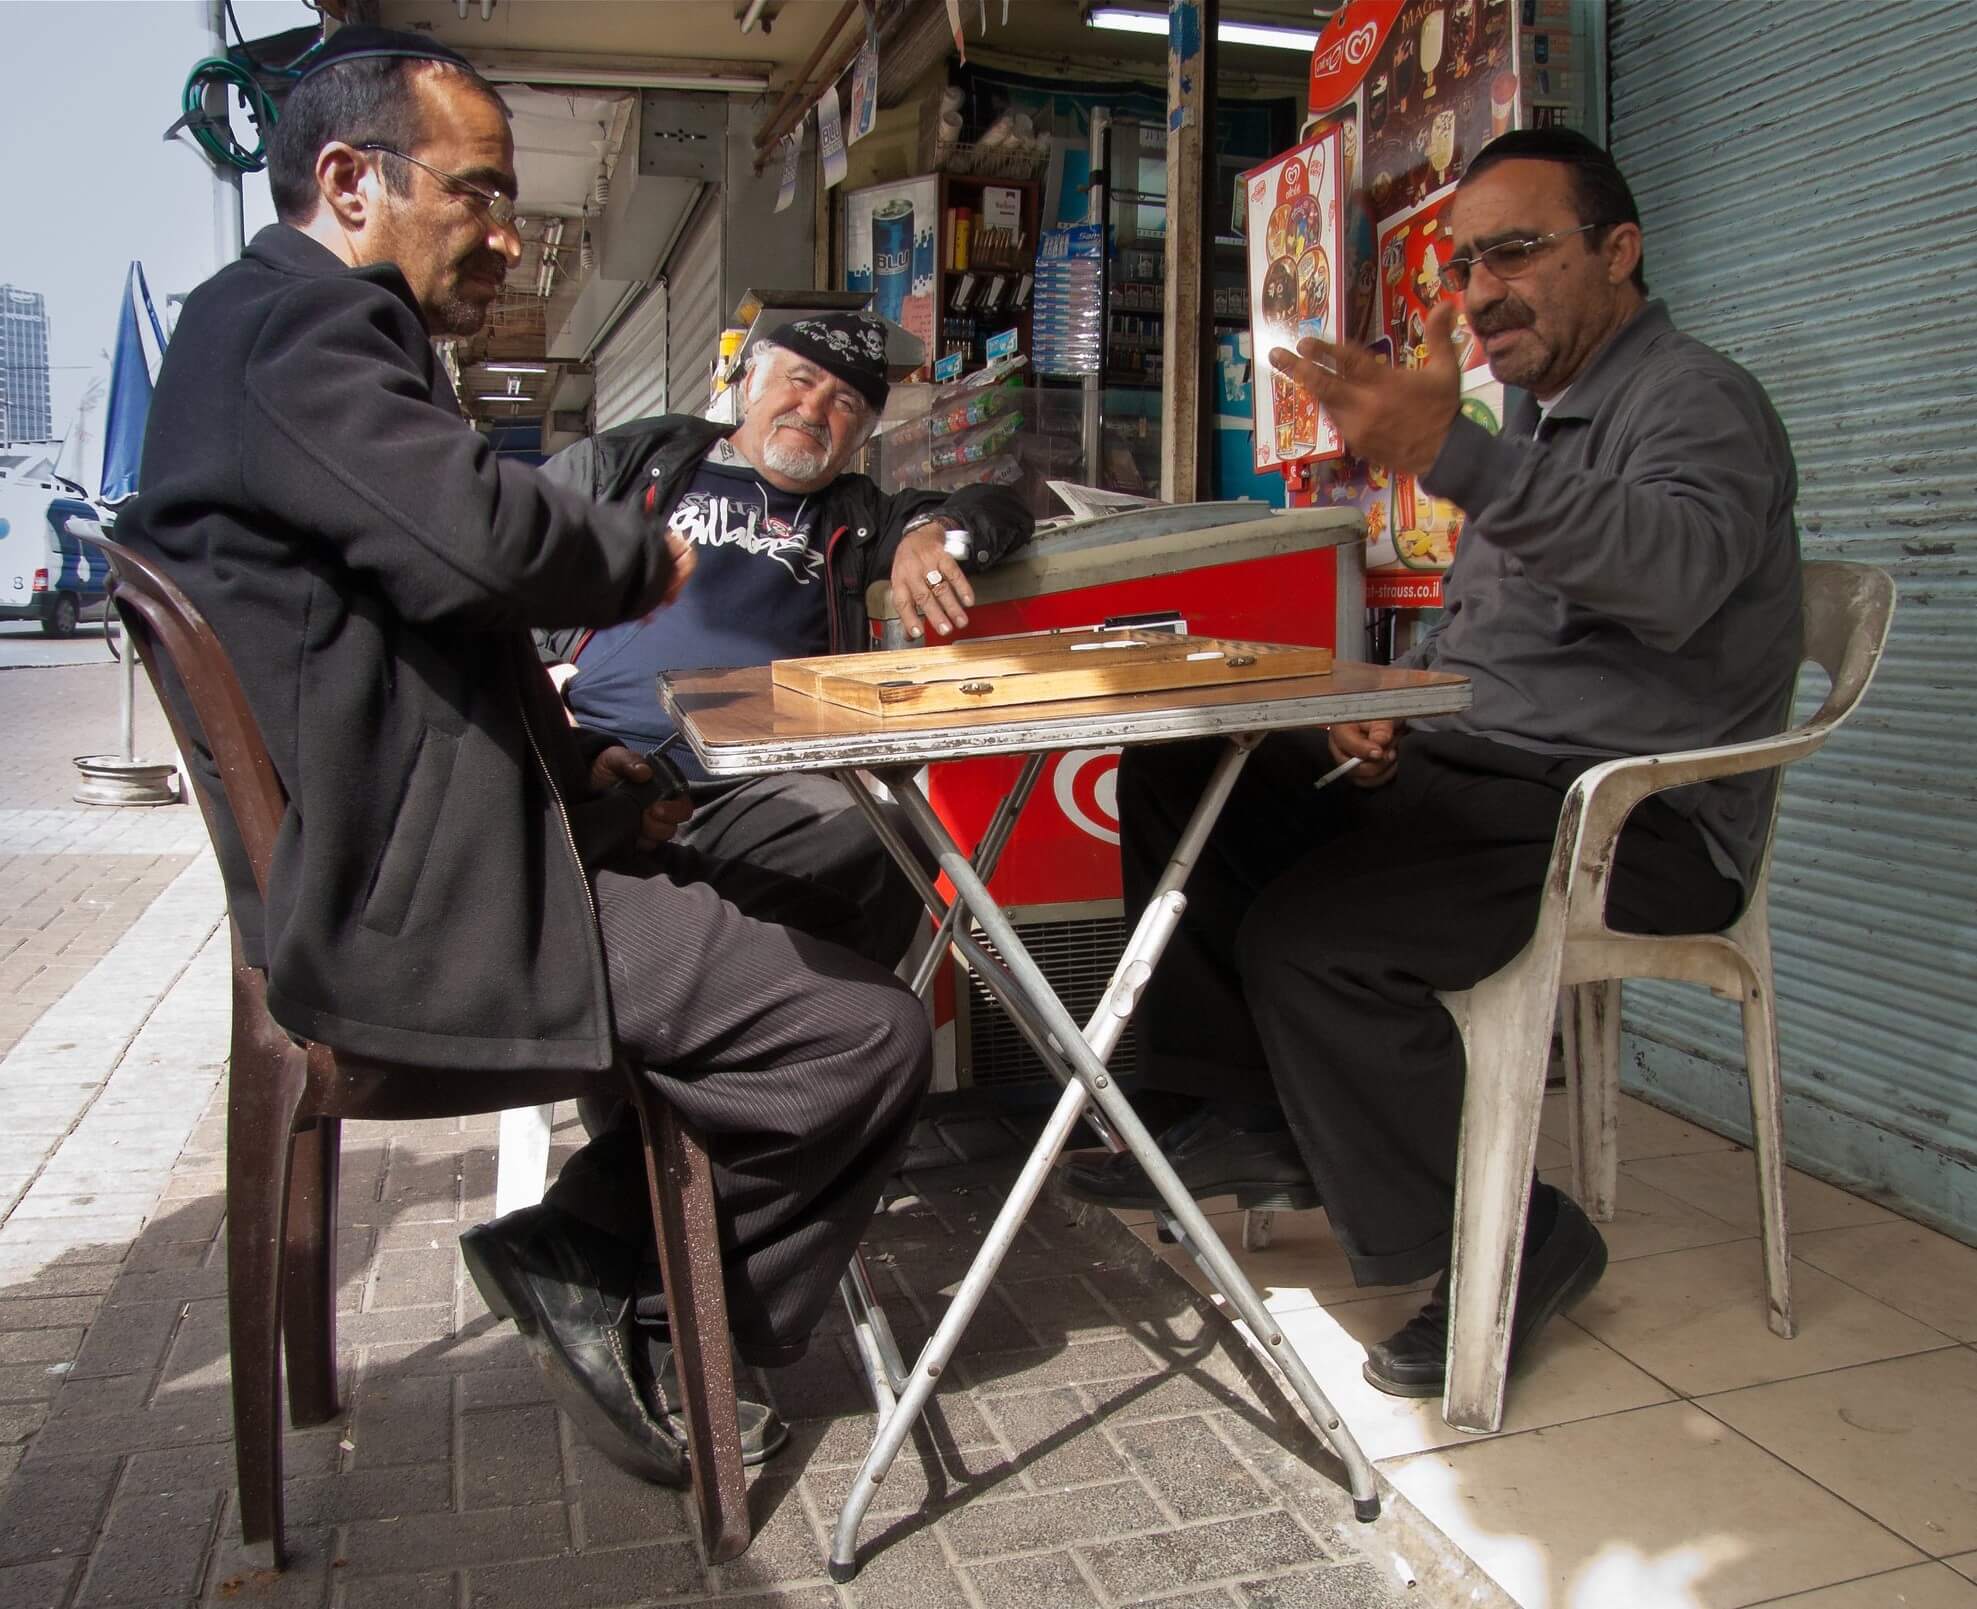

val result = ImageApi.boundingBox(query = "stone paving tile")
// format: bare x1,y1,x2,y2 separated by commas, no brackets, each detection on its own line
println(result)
1083,1510,1333,1600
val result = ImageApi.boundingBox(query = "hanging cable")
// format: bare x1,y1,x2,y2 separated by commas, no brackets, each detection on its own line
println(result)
180,55,279,172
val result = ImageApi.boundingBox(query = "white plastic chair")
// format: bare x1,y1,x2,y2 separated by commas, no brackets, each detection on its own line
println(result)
495,1104,557,1215
1439,558,1897,1433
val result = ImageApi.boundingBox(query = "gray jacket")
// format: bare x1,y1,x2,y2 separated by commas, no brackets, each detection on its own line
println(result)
1410,299,1802,882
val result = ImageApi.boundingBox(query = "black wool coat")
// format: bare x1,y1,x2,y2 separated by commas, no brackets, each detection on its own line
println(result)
119,225,680,1071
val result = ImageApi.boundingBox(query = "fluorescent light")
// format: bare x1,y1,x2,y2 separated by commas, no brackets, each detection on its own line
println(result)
1084,6,1320,51
1218,18,1322,50
474,58,770,92
481,363,549,374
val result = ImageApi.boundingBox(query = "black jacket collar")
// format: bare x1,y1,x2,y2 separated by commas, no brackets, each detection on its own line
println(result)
244,224,429,328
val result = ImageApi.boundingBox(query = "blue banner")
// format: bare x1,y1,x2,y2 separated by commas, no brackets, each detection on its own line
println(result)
100,263,168,506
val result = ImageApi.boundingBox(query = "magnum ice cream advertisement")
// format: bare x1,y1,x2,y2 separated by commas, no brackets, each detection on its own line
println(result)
1242,126,1347,471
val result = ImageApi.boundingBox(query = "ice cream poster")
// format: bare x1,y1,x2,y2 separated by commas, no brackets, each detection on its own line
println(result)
1243,127,1347,471
1375,186,1488,378
1384,371,1503,571
841,176,939,368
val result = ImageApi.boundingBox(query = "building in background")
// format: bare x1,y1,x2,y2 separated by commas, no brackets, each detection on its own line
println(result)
0,286,53,442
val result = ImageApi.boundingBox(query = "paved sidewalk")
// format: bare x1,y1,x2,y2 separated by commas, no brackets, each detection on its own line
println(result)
1,1101,1491,1609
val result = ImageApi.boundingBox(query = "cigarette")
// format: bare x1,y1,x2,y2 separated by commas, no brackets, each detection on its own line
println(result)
1313,756,1362,790
1185,650,1223,661
1070,640,1144,651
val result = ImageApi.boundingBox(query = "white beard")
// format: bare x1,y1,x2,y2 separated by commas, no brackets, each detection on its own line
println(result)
757,428,830,484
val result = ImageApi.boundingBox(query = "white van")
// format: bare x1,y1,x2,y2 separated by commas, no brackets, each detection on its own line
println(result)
0,464,113,637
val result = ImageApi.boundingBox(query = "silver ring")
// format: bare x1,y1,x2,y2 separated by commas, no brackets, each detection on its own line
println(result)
925,568,946,589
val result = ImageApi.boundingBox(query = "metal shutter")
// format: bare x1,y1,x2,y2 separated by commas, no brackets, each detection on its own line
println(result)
593,280,668,432
665,194,723,420
1609,0,1977,1233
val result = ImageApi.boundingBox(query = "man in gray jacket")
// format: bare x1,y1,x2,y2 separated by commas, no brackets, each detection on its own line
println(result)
1064,129,1800,1408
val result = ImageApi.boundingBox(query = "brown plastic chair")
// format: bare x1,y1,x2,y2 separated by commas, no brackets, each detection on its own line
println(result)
91,535,751,1566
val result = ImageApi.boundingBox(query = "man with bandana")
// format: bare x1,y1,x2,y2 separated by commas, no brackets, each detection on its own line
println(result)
117,28,936,1496
535,314,1033,971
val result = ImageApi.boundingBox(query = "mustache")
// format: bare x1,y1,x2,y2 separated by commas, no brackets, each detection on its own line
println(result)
1466,297,1532,337
770,412,831,448
459,250,508,283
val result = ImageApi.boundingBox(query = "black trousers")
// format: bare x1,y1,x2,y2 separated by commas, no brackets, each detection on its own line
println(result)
544,837,930,1364
1118,728,1740,1288
674,771,927,970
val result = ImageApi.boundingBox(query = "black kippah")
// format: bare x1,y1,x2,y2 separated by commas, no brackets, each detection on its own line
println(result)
296,25,478,81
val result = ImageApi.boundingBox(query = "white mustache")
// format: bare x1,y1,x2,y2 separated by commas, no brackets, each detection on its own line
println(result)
771,412,830,448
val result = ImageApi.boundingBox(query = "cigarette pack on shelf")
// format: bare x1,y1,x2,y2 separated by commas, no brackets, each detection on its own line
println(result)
1031,224,1104,378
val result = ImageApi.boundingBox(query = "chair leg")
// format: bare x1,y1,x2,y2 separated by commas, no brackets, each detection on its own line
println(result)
225,954,312,1569
281,1116,341,1427
623,1076,750,1563
1562,981,1622,1222
495,1104,557,1216
1739,932,1794,1339
1443,954,1560,1435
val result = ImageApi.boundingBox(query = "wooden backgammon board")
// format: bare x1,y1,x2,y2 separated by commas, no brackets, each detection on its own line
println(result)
771,630,1335,718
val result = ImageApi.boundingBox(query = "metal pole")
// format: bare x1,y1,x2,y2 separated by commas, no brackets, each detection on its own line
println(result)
1081,108,1110,482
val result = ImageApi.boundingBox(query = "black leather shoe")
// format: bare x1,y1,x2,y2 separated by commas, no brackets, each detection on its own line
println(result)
636,1337,789,1467
461,1203,690,1486
1058,1109,1320,1212
1362,1192,1609,1399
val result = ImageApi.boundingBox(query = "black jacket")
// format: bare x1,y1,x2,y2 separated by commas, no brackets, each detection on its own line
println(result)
119,226,678,1072
531,415,1033,666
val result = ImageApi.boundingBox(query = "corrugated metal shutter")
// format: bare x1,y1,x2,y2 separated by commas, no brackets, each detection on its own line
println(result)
593,281,667,432
1610,1,1977,1232
665,194,723,419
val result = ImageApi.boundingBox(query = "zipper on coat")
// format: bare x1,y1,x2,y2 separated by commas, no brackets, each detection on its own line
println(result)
513,646,604,953
824,523,852,653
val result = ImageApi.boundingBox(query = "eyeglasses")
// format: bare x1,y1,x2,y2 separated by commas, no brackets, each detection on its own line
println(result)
1437,223,1603,293
357,143,518,229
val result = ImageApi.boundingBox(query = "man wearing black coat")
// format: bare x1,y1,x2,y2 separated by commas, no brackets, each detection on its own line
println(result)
534,316,1033,972
117,28,930,1488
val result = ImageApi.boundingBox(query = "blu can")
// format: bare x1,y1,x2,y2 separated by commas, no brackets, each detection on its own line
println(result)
871,198,915,322
911,224,935,294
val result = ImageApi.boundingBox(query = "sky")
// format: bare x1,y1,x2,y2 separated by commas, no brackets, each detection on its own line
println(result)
0,0,320,447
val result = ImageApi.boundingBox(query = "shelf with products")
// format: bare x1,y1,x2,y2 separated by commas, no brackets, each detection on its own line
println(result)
840,173,1039,383
934,172,1040,373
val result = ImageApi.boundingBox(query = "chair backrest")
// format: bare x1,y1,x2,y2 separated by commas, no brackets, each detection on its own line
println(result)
89,535,289,899
1797,559,1897,739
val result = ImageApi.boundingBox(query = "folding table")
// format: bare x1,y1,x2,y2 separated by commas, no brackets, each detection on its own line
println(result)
661,653,1471,1580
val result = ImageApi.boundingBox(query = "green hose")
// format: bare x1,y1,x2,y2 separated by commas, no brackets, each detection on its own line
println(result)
182,55,278,173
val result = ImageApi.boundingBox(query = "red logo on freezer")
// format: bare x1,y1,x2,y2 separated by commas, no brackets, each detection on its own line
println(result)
1053,749,1121,845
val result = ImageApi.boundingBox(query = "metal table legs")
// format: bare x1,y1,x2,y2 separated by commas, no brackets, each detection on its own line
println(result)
824,740,1380,1582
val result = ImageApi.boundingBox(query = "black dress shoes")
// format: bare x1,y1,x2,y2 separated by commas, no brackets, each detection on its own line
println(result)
636,1337,788,1467
1058,1109,1321,1212
462,1203,791,1482
461,1203,691,1486
1362,1189,1609,1399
